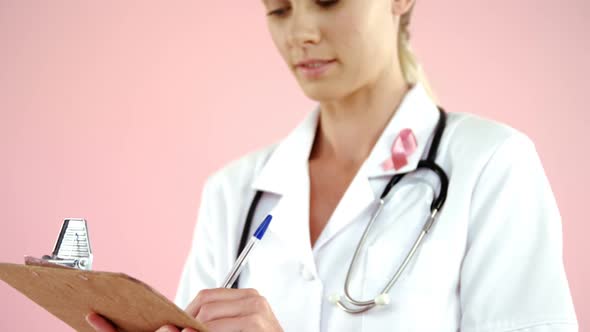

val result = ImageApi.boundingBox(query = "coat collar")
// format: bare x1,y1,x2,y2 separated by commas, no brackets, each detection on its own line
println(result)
251,82,441,195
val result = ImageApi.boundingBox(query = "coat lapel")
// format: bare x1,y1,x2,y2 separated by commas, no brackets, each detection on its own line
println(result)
250,108,319,265
313,83,442,251
250,82,441,256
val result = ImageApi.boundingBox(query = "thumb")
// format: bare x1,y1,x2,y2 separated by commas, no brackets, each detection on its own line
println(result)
85,313,117,332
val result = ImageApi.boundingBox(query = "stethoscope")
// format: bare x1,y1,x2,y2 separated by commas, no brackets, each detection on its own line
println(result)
232,107,449,315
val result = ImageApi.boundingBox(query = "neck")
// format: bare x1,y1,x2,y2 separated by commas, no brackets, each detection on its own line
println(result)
310,68,410,167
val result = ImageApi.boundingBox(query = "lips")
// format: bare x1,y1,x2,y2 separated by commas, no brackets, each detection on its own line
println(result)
295,59,336,79
295,59,335,68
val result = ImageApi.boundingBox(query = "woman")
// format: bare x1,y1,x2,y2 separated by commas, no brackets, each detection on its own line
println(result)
87,0,578,331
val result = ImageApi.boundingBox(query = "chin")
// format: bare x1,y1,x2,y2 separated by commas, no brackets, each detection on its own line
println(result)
299,80,348,102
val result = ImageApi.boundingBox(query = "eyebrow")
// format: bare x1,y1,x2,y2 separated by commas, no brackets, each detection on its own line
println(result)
262,0,282,6
262,0,289,7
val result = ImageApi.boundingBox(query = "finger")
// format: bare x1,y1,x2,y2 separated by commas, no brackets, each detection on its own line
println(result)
180,329,198,332
195,295,270,324
204,315,266,332
204,316,247,332
156,325,181,332
85,313,117,332
185,288,259,317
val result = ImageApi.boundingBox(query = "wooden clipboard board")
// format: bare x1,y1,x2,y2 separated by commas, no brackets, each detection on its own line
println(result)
0,261,208,332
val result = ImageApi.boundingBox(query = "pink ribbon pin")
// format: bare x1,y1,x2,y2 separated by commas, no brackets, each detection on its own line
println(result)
381,128,418,171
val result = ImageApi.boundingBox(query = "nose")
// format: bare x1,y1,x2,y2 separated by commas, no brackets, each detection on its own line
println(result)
286,6,321,48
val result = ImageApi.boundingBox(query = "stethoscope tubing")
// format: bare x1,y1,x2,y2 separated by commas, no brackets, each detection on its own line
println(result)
233,108,450,315
337,161,448,313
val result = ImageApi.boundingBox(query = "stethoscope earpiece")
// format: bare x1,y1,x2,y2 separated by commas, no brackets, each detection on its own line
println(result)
328,293,341,304
374,293,391,306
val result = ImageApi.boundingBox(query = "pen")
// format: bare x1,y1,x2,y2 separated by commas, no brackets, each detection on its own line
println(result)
221,214,273,288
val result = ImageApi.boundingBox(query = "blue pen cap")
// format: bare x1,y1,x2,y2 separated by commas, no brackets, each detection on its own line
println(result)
253,214,273,240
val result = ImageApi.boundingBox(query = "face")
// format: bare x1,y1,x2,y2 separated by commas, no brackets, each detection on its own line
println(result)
262,0,404,102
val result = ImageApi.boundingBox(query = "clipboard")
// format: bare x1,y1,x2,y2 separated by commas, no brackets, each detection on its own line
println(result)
0,260,208,332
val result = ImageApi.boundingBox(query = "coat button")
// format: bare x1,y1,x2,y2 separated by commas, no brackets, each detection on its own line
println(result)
301,266,315,281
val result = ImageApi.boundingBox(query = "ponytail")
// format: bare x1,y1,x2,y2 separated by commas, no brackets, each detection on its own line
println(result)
398,4,438,104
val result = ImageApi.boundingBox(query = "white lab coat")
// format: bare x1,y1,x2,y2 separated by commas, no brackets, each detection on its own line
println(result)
174,83,578,331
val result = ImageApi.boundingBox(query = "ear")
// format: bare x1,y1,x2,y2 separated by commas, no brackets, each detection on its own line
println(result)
391,0,415,16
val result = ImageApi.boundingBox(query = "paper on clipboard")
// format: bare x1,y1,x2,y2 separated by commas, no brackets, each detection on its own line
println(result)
0,259,208,332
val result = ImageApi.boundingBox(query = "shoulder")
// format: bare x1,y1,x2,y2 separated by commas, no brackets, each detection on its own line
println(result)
194,143,278,251
202,143,278,197
443,111,538,174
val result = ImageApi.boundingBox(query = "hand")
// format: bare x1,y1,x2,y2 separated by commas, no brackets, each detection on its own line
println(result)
186,288,283,332
85,312,197,332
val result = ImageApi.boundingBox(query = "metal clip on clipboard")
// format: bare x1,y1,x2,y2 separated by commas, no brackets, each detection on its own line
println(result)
40,218,93,270
1,218,209,331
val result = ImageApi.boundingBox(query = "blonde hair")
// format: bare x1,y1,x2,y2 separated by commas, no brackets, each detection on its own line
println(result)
398,4,438,104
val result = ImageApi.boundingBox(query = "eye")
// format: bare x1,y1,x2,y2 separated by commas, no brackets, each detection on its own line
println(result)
266,0,340,17
267,6,291,17
316,0,339,8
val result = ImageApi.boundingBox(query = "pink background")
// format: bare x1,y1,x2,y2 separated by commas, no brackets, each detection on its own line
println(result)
0,1,588,330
